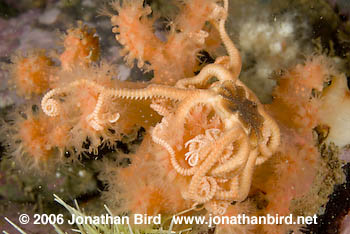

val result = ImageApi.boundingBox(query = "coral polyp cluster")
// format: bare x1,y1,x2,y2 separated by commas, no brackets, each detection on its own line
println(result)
1,0,349,233
107,0,222,84
8,51,54,98
59,21,100,71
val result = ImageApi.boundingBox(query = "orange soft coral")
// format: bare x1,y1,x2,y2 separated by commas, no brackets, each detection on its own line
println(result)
103,136,190,216
251,56,337,233
109,0,157,69
1,107,66,172
109,0,220,84
9,50,54,98
270,55,334,131
17,111,53,163
253,126,319,234
59,21,100,71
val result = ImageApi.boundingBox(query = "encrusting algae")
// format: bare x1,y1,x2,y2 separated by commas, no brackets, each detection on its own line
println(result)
0,0,348,234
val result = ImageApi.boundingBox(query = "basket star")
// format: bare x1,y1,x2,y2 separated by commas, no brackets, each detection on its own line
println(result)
40,0,280,215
